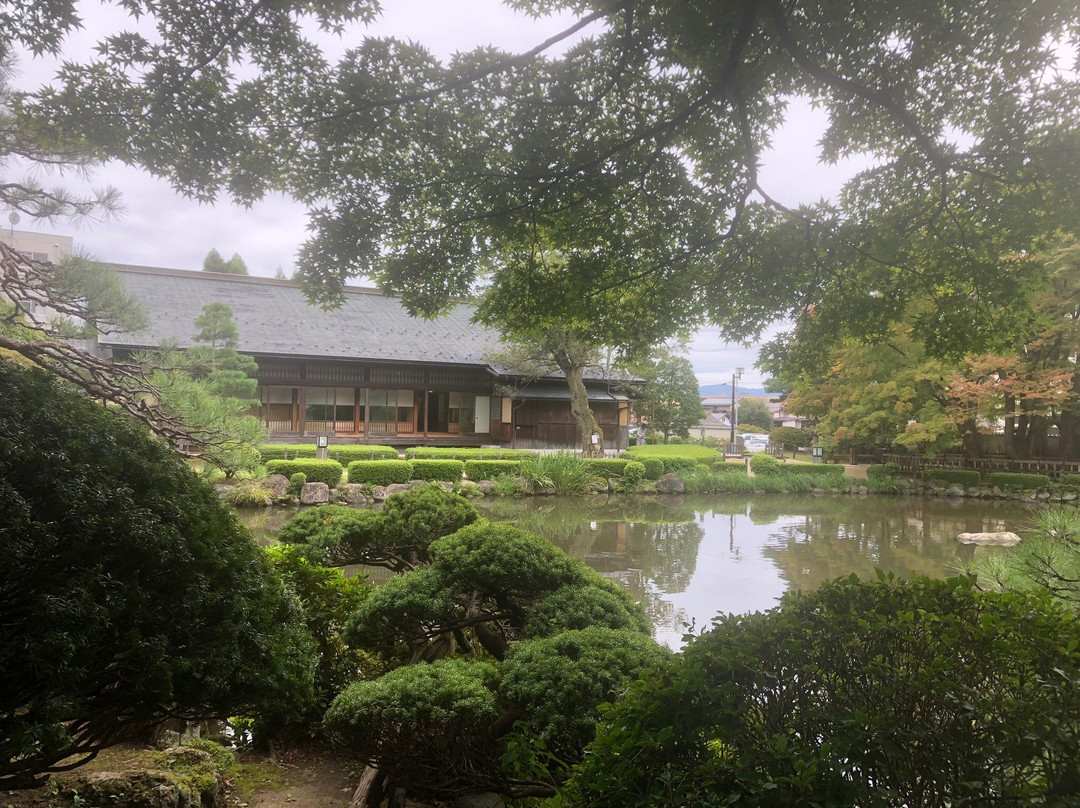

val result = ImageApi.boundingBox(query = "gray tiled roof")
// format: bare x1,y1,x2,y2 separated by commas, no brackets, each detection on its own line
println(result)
100,265,499,366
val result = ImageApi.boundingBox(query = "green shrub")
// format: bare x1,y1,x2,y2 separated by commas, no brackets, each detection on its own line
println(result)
920,468,982,487
277,505,384,566
265,459,344,487
748,453,781,475
1059,473,1080,488
286,471,307,496
581,458,632,477
681,466,756,494
0,361,315,782
406,447,537,460
259,444,398,462
346,459,412,485
499,628,670,760
640,458,664,480
464,459,523,479
987,471,1051,490
866,462,902,479
379,484,481,568
621,461,646,488
325,657,501,800
559,575,1080,808
622,444,723,471
408,459,465,482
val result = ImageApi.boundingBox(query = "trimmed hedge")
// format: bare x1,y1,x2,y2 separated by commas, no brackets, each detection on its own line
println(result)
748,454,781,476
408,459,465,482
780,462,847,477
987,472,1051,491
265,459,344,487
464,459,523,480
920,468,982,487
406,447,537,461
583,458,633,477
347,460,413,486
1060,473,1080,487
259,444,399,462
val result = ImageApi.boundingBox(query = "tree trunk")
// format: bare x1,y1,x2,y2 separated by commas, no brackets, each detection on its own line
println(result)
556,358,603,456
960,418,983,458
1004,395,1017,458
1030,414,1049,458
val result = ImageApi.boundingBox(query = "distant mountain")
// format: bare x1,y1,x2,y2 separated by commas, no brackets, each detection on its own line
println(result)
699,384,768,397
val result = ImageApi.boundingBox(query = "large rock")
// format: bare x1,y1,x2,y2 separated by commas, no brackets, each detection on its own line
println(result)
300,481,330,504
385,482,415,497
957,531,1022,546
477,480,496,496
341,483,371,505
265,474,290,498
57,748,225,808
655,476,686,494
945,485,966,498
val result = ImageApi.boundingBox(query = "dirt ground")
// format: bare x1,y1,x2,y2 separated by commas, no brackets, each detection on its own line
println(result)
1,744,359,808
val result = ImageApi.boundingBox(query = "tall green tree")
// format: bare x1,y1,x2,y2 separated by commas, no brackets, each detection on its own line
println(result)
203,249,249,275
736,398,775,433
632,350,705,442
0,361,314,787
14,1,1080,378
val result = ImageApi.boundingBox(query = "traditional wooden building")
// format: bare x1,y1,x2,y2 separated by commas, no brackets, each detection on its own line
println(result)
97,265,634,449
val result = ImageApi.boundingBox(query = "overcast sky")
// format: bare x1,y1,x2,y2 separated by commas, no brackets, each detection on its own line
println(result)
10,0,864,388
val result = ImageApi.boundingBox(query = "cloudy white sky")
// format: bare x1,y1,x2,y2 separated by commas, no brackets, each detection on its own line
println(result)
10,0,864,388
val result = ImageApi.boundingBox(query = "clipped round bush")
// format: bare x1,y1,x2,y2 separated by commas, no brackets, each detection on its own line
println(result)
379,484,481,564
277,504,384,566
748,452,781,475
324,657,500,799
499,627,670,759
286,471,307,496
0,362,315,785
559,575,1080,808
621,461,646,487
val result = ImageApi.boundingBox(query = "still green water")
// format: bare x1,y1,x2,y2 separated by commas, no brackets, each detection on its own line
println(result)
238,493,1036,648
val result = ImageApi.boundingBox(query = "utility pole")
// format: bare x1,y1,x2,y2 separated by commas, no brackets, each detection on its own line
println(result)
729,367,744,454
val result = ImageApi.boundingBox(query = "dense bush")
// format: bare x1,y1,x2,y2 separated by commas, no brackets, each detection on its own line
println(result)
0,362,315,786
265,458,344,486
378,484,481,568
920,468,982,487
286,471,307,496
408,459,465,482
1060,473,1080,487
325,658,502,799
621,461,646,488
277,505,384,566
259,443,399,461
866,462,902,479
558,575,1080,807
407,447,537,460
464,459,523,479
748,453,781,475
987,471,1051,490
768,426,806,454
346,459,412,485
622,444,723,471
640,458,664,479
498,628,670,760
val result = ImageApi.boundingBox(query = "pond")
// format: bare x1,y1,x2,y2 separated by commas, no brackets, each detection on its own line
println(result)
237,493,1037,648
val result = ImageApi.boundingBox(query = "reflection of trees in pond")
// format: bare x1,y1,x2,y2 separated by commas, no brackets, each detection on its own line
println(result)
625,522,704,594
762,497,1034,594
605,568,690,645
238,506,300,544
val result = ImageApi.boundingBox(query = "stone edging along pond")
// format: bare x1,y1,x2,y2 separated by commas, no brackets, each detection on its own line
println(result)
216,469,1080,507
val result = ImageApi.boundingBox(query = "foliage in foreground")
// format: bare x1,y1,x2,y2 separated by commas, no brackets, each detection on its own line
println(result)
553,574,1080,808
0,361,315,787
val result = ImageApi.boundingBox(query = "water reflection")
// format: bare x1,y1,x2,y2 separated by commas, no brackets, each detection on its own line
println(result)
237,493,1037,650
